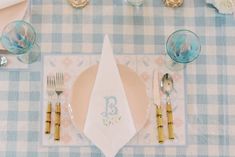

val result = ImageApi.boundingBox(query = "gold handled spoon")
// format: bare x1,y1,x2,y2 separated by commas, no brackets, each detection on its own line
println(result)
160,73,175,140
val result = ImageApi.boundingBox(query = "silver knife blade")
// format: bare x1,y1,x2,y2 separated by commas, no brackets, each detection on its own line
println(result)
153,70,161,106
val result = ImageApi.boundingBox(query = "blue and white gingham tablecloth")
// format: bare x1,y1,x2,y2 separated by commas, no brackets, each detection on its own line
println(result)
0,0,235,156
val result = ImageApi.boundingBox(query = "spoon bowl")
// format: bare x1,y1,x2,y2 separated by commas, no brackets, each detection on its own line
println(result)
160,73,174,97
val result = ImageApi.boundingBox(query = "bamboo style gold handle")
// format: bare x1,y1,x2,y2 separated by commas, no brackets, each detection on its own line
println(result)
166,102,174,140
54,103,61,140
156,106,164,143
45,102,52,134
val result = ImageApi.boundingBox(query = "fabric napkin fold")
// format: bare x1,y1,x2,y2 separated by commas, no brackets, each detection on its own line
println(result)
0,0,25,10
84,35,136,157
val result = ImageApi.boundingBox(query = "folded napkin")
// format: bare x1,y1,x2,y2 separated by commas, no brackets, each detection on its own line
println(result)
84,35,136,157
0,0,25,10
207,0,235,14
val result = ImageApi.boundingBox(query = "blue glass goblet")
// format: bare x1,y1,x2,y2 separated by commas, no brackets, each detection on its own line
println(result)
0,20,40,64
165,29,201,70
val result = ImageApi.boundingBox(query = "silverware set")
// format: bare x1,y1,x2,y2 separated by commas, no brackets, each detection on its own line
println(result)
153,70,175,143
45,73,64,141
45,70,175,143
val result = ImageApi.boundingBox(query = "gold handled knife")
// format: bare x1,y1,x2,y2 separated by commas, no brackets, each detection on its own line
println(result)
153,70,164,143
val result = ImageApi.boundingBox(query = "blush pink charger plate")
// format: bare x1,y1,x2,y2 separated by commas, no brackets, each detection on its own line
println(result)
69,64,150,133
0,0,28,49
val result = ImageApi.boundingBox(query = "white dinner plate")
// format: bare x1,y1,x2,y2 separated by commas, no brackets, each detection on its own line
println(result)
0,0,28,49
69,64,150,133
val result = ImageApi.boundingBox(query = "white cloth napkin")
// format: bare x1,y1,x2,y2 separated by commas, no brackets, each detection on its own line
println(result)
0,0,25,10
84,35,136,157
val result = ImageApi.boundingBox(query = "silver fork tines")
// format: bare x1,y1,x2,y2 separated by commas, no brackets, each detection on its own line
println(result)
47,75,55,100
55,73,64,99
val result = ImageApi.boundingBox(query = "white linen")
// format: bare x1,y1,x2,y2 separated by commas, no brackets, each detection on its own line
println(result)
0,0,25,10
84,35,136,157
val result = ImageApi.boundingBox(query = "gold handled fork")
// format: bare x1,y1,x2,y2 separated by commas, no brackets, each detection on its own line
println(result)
45,76,55,134
54,73,64,141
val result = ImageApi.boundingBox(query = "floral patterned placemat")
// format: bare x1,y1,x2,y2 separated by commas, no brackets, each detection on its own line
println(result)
42,54,186,146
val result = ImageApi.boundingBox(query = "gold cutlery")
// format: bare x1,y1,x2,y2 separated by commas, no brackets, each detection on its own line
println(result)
45,75,55,134
160,73,174,140
153,70,164,143
54,73,64,141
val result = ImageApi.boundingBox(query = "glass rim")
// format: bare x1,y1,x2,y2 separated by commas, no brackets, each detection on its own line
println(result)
166,29,201,64
1,20,37,50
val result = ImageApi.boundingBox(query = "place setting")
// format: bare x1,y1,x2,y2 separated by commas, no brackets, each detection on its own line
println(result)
40,30,202,156
1,0,234,156
0,1,203,156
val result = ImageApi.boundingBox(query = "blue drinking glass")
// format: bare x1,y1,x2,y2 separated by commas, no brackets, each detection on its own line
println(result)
0,20,40,64
166,29,201,70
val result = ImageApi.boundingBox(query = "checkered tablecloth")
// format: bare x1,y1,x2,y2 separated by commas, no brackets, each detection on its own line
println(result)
0,0,234,156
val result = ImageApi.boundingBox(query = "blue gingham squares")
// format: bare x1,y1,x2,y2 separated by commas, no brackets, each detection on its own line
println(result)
0,0,234,156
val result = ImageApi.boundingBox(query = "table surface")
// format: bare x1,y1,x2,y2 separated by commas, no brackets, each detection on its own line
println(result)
0,0,235,156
